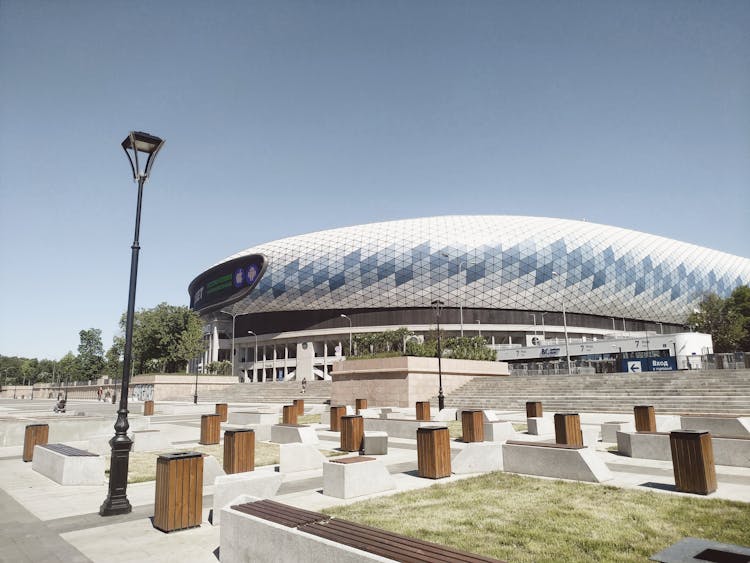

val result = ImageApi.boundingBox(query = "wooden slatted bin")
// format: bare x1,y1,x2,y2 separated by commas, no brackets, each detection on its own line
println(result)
23,423,49,462
417,426,451,479
215,403,228,422
143,400,154,416
634,405,656,432
223,429,255,474
554,413,583,446
329,405,346,431
526,401,543,418
340,415,364,452
355,398,367,414
282,405,298,425
461,410,484,442
199,414,221,445
153,452,203,532
416,401,431,421
670,430,717,495
293,399,304,416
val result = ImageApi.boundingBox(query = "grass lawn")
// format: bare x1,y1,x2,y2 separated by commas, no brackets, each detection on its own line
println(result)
323,471,750,563
445,420,528,439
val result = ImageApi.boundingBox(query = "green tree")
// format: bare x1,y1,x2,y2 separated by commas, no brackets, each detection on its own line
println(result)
728,285,750,351
57,352,79,383
687,292,747,353
104,336,124,377
78,328,105,381
123,303,203,374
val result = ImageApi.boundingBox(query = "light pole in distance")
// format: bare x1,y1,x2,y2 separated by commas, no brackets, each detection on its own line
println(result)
221,309,239,380
340,314,352,357
431,299,445,410
552,272,572,375
101,131,164,517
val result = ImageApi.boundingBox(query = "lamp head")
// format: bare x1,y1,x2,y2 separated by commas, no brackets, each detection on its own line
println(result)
122,131,165,181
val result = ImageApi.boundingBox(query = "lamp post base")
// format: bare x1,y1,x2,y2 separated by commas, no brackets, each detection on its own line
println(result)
100,434,133,516
193,394,198,404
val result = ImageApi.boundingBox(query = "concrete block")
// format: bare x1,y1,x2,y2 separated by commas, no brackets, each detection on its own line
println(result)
483,410,501,422
357,408,381,418
582,427,600,446
527,417,554,435
362,418,433,439
680,416,750,437
228,411,278,425
322,458,396,499
203,454,226,485
270,424,319,445
131,430,171,452
279,443,326,473
483,421,515,442
502,442,613,483
212,472,283,525
601,421,634,443
221,497,388,563
432,408,458,421
655,415,681,432
32,445,105,485
362,431,388,455
452,442,504,474
617,431,750,467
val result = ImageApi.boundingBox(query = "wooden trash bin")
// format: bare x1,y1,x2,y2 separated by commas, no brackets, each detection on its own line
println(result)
329,405,346,431
153,451,203,532
554,413,583,447
417,426,451,479
293,399,304,416
526,401,543,418
416,401,431,421
670,430,717,495
23,423,49,462
634,405,656,432
355,398,367,414
199,414,221,445
282,405,298,425
461,410,484,442
223,429,255,474
143,400,155,416
340,415,364,452
215,403,228,422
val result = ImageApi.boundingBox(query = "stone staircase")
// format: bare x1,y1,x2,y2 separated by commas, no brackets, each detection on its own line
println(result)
200,380,332,405
439,369,750,415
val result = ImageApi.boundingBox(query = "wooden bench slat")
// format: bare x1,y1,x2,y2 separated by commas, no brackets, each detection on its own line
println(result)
231,499,328,528
300,519,503,563
505,440,584,450
40,443,97,457
330,456,376,464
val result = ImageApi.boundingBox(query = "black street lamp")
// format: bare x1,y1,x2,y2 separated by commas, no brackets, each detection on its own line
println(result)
431,299,445,411
100,131,164,517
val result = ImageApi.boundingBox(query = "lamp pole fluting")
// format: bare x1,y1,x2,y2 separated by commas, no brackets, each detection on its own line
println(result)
431,299,445,410
101,131,164,517
340,314,352,357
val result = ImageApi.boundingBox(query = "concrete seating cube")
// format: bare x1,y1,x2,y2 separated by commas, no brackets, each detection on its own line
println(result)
503,441,613,483
131,429,171,452
271,424,318,445
452,442,504,474
228,411,278,425
279,443,326,473
527,417,554,435
212,471,283,525
362,431,388,455
32,443,105,485
322,456,396,499
601,421,635,443
483,421,515,442
680,415,750,437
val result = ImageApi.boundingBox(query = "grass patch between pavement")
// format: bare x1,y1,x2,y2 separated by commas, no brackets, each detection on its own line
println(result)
323,471,750,563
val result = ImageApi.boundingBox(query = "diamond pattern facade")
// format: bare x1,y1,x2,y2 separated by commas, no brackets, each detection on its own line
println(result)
212,216,750,325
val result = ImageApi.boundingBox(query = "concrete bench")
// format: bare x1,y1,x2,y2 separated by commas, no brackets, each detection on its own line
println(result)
363,417,434,439
601,421,634,443
526,417,554,436
483,421,516,442
220,498,504,563
279,443,326,473
452,442,504,474
362,431,388,455
228,411,278,425
270,423,319,444
680,415,750,437
212,471,283,526
616,431,750,467
502,440,613,483
131,429,170,452
322,456,396,499
32,443,105,485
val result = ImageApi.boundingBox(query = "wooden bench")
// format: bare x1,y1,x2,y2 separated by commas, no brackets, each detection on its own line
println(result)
32,443,105,485
228,499,504,562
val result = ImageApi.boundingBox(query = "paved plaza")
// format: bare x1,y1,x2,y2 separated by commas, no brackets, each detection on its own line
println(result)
1,398,749,562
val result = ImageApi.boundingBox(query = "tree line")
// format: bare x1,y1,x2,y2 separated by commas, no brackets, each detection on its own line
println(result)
0,303,203,385
687,286,750,353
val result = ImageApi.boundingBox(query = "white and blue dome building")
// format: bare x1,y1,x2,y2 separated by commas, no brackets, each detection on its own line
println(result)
189,216,750,380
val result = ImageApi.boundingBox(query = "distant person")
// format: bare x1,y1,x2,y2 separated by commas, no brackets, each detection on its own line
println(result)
301,377,307,394
97,386,103,401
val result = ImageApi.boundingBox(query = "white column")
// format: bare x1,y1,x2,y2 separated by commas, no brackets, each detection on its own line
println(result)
261,346,267,382
284,345,289,380
273,345,278,381
211,325,219,363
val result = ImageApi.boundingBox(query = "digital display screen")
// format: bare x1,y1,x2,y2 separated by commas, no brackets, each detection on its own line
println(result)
188,254,266,313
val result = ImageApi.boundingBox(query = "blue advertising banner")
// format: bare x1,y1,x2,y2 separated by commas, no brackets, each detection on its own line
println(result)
621,357,677,373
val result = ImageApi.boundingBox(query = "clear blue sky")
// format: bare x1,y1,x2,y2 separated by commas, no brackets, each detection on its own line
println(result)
1,1,748,360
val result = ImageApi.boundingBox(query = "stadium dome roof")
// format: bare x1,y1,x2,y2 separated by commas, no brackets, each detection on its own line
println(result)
200,215,750,324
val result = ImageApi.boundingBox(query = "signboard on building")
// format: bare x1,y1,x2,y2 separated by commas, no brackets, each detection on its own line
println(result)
621,357,678,373
188,254,267,314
